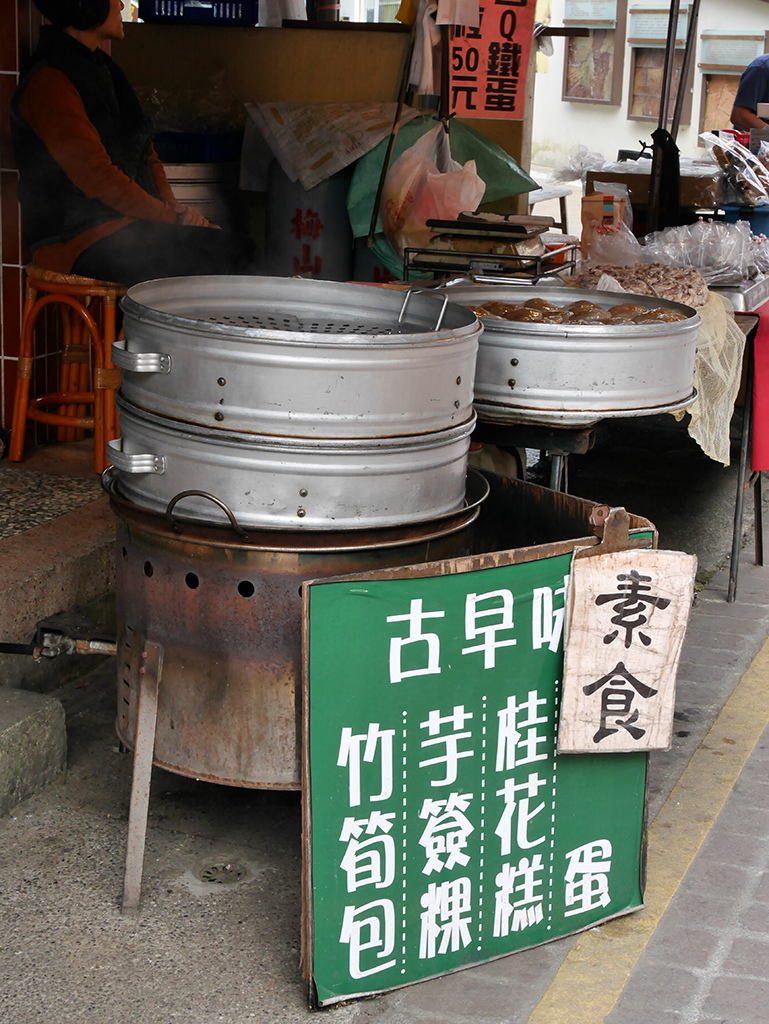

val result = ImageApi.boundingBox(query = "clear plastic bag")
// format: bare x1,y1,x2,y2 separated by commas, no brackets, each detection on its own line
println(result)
380,124,486,258
589,220,643,266
136,69,243,134
642,219,760,286
348,115,536,277
551,144,606,184
700,131,769,206
678,292,746,466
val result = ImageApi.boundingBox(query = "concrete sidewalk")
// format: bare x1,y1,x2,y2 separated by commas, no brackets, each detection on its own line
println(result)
0,536,767,1023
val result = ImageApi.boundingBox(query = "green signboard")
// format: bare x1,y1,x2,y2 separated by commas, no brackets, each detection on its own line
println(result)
304,550,647,1006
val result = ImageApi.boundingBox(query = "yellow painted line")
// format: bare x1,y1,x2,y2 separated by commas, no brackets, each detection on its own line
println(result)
528,636,769,1024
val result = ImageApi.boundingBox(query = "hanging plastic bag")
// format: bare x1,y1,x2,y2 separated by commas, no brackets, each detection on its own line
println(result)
700,131,769,206
380,124,486,259
589,221,643,266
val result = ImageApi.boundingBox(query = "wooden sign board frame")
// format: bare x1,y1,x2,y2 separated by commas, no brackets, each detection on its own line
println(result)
558,548,696,754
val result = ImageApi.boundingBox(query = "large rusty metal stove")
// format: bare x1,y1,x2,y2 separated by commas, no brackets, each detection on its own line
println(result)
110,475,486,792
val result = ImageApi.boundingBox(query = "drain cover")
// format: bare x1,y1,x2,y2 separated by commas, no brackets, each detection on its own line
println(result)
196,860,249,885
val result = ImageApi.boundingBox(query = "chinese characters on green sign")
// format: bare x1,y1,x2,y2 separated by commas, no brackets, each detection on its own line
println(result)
304,551,647,1006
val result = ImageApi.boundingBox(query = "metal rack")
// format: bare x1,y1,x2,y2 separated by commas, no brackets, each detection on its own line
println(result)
403,242,579,281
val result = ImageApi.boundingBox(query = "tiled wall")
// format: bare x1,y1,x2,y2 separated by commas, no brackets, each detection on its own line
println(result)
0,0,61,438
1,0,32,429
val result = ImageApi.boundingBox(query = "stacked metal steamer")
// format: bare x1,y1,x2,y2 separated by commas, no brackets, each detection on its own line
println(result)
105,277,483,790
440,281,702,427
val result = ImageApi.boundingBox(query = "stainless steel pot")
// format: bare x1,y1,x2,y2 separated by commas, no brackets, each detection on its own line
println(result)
440,283,700,427
114,276,481,438
108,394,477,530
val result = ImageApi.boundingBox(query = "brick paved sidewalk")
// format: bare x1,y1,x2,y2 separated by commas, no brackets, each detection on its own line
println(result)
607,719,769,1024
604,555,769,1024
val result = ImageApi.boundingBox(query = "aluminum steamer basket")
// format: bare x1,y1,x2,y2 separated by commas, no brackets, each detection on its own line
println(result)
114,276,482,438
108,395,477,530
440,283,700,427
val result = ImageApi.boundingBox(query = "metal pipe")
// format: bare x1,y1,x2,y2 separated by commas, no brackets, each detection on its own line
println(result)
648,0,682,232
0,636,117,659
367,25,417,247
657,0,681,133
671,0,701,141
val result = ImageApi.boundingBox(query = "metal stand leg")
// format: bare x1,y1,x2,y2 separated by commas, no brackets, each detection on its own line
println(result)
729,332,756,602
122,640,164,916
471,424,593,496
755,471,764,567
558,195,569,235
549,453,568,493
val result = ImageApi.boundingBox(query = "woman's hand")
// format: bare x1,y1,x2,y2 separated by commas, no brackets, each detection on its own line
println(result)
174,203,220,229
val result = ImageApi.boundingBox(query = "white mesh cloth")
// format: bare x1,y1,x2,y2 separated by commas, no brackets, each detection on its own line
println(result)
675,292,746,467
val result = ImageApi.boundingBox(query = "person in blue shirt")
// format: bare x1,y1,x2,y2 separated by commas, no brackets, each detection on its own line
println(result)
731,53,769,132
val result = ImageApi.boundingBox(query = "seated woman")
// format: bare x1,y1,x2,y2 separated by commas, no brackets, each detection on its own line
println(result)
11,0,260,286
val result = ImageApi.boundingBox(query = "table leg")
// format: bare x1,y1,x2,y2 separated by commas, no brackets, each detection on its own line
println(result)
754,471,764,566
729,334,756,602
558,195,568,234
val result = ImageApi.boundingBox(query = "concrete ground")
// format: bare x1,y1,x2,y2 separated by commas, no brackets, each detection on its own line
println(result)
1,412,768,1023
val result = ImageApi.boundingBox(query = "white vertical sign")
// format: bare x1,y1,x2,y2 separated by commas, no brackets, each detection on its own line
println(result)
558,549,697,754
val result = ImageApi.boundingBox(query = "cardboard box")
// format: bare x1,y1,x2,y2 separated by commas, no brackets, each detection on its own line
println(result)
581,192,628,258
585,169,720,211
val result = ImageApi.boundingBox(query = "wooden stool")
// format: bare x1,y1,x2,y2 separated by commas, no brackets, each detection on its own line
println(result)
9,264,126,473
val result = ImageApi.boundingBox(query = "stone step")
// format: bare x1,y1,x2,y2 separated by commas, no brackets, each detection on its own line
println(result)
0,496,115,646
0,687,66,816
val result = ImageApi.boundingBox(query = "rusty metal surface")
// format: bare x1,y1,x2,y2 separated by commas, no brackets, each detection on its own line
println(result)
113,508,478,790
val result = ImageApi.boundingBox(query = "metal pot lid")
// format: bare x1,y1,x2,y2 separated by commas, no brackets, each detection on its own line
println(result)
122,276,480,345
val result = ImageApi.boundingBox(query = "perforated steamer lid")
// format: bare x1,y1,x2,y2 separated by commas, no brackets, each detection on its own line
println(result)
122,275,479,342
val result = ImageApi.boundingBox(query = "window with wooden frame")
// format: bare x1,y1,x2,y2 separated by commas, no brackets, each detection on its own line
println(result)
562,0,627,105
626,5,693,124
698,30,769,135
699,75,740,134
628,47,694,122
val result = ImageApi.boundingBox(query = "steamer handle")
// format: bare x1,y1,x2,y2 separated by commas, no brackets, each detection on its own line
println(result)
107,439,166,475
398,289,449,331
111,338,172,374
165,491,248,540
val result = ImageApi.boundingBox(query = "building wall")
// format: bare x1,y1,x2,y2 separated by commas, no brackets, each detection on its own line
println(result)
532,0,768,168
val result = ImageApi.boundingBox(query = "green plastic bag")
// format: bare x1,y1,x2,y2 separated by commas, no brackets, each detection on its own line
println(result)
347,115,539,278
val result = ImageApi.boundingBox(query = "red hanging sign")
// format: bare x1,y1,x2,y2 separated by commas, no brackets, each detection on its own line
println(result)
449,0,537,120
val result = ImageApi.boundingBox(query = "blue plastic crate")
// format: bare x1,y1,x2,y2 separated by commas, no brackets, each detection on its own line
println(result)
722,204,769,236
139,0,257,24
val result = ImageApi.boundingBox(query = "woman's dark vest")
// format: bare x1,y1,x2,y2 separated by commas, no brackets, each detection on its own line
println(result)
11,26,160,252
